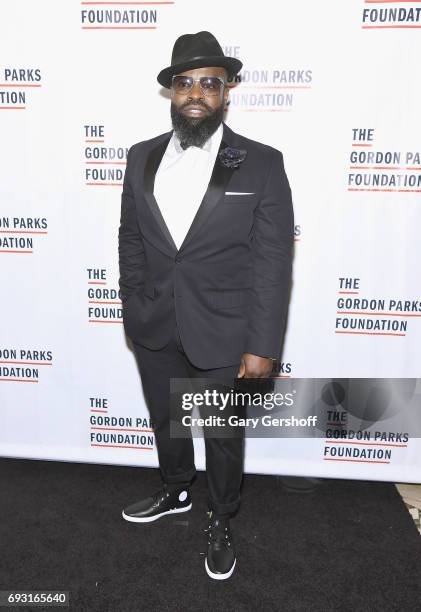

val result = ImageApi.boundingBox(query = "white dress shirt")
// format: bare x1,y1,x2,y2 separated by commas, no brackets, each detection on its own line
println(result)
153,123,223,250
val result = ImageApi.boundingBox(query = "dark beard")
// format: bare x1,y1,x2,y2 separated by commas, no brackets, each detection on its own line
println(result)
171,101,224,149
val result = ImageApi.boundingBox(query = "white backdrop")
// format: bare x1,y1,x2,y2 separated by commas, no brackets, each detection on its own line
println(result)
1,0,420,483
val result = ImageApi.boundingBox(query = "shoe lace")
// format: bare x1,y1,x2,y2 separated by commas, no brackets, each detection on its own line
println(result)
204,511,231,549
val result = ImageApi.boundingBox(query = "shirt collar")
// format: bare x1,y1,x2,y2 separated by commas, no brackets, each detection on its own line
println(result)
172,122,223,155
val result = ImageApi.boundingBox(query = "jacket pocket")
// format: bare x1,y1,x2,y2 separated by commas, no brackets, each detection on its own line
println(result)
223,194,258,205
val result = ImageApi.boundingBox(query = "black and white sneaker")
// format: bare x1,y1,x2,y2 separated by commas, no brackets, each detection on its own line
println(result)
122,485,192,523
204,511,236,580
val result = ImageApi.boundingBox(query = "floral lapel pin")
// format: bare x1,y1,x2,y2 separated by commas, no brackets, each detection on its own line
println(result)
218,146,247,169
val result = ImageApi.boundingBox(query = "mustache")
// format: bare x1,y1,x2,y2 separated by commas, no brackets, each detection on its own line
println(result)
180,99,213,112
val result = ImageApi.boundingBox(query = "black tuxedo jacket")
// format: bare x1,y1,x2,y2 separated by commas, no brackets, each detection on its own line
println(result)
118,121,294,369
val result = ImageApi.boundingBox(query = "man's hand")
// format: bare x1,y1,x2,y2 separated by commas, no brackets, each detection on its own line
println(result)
237,353,273,378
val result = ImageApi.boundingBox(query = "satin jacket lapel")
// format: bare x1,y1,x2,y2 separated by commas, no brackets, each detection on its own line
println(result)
178,125,236,252
180,140,234,251
143,131,178,254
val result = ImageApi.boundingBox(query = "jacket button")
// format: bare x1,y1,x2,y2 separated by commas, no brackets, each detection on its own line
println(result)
175,255,182,263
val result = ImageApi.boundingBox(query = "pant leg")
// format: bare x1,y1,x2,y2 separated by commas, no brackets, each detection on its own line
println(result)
131,325,197,486
174,326,245,516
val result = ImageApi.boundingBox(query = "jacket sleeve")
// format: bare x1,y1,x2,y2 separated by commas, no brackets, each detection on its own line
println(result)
244,149,294,360
118,145,146,303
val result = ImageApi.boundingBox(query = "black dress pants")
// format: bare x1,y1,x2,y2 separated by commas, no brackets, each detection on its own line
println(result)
132,321,245,515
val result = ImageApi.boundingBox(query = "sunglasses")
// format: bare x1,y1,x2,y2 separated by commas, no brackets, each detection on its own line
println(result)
171,75,226,97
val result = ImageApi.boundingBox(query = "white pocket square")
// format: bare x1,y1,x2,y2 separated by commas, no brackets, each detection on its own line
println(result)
225,191,255,195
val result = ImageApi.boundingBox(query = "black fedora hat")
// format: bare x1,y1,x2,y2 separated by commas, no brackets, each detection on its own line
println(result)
157,30,242,89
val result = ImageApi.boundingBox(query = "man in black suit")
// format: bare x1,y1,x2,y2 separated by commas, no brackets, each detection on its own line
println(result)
118,31,294,580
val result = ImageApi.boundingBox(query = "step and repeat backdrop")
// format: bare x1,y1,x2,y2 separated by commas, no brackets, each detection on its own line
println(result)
1,1,420,483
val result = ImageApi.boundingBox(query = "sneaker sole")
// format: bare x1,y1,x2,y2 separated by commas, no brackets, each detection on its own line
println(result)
122,503,192,523
205,556,236,580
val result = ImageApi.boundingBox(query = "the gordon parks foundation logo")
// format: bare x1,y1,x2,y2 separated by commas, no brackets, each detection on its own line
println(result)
0,68,42,110
348,128,421,193
0,217,48,254
336,277,420,337
0,348,53,383
84,125,127,188
311,379,416,465
362,0,421,29
80,0,175,30
223,45,312,112
87,268,122,324
324,408,408,464
89,397,154,451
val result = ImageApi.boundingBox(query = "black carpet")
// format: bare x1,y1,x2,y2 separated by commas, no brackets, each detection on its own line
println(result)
1,458,421,612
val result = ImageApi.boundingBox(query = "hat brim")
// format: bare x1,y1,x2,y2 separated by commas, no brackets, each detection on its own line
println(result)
157,56,243,89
